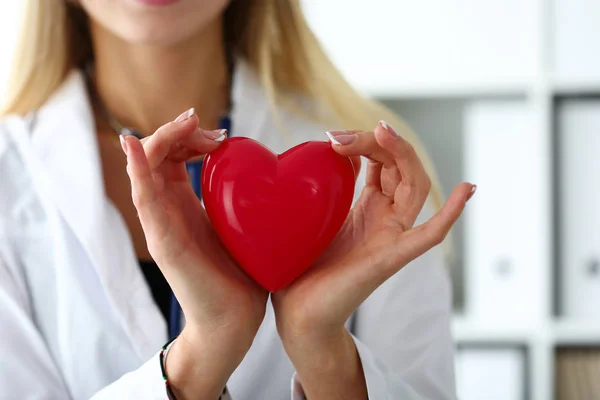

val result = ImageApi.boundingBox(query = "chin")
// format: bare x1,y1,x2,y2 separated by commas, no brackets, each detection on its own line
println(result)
81,0,230,47
117,18,207,46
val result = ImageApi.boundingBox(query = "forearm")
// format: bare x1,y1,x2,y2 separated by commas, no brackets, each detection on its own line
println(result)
167,324,250,399
282,328,368,400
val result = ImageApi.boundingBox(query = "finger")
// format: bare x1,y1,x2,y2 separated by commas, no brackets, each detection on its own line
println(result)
121,135,169,238
167,128,226,162
323,133,362,181
325,130,395,168
169,152,206,164
326,129,398,197
146,125,226,168
349,155,362,181
376,121,431,229
365,159,383,190
155,124,226,164
394,182,476,266
144,110,226,169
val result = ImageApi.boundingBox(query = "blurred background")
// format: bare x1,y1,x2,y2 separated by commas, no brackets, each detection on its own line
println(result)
1,1,599,399
301,1,600,399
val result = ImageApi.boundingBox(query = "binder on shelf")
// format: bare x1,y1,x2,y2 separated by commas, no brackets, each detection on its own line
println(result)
556,347,600,400
558,100,600,318
463,101,545,326
553,0,600,82
455,346,526,400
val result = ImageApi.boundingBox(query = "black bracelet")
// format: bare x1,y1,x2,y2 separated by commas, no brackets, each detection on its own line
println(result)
160,336,229,400
160,336,179,400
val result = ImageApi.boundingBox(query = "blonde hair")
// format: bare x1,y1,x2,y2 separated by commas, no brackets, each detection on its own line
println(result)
1,0,444,211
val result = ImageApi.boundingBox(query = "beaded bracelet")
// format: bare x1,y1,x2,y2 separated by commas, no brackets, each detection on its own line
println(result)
159,336,229,400
159,336,179,400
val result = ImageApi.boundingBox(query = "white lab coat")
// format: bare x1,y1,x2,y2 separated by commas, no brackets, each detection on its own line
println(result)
0,61,457,400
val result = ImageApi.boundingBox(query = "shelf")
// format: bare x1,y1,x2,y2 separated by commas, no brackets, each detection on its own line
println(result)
365,81,530,99
552,320,600,345
360,79,600,99
552,80,600,96
452,317,600,346
452,316,537,344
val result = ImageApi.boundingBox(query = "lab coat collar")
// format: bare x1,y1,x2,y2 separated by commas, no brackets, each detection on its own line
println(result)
20,60,270,360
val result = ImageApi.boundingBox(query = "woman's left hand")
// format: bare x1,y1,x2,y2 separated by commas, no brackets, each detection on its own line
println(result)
271,121,476,399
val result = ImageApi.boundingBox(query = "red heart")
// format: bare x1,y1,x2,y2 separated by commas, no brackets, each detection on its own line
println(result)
202,137,355,292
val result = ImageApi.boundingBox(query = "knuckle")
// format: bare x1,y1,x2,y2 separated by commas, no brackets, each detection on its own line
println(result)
125,163,135,178
130,185,152,211
155,121,174,135
404,140,417,154
396,139,416,158
150,125,175,147
426,224,446,246
423,176,432,195
402,176,418,191
131,190,145,210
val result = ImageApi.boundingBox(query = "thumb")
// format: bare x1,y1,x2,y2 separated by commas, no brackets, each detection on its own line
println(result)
143,108,227,169
394,182,476,267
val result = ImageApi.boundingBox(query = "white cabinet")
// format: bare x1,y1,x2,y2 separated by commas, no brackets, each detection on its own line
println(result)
553,0,600,83
456,347,526,400
463,101,545,326
557,100,600,318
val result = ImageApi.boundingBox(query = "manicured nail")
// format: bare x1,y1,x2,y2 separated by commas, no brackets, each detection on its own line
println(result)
325,131,356,145
174,108,195,123
380,120,398,137
327,130,349,137
467,184,477,202
119,134,128,155
202,129,227,142
121,128,143,139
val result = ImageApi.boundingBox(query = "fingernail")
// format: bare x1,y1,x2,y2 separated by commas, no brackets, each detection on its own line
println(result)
327,130,349,137
380,120,398,137
325,131,356,145
466,184,477,202
174,107,195,123
121,128,143,140
119,134,128,155
202,129,227,142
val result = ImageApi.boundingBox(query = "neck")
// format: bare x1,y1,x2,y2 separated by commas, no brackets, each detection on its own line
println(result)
90,19,229,136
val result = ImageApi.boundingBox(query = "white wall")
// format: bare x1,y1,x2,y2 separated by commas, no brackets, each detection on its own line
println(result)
301,0,538,96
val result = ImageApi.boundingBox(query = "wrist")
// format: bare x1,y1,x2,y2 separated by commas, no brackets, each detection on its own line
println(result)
282,327,356,373
166,324,251,399
276,310,349,348
282,328,368,399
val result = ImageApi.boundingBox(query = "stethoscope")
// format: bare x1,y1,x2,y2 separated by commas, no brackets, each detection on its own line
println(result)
169,113,232,338
84,60,234,339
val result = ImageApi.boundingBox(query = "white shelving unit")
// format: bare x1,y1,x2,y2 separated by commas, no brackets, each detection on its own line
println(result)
364,81,530,100
303,1,600,399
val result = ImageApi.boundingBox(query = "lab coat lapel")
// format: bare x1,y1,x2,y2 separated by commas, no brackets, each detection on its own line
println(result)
230,61,271,143
12,63,275,360
20,70,166,360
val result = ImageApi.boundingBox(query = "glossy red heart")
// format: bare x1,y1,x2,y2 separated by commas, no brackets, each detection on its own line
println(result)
202,137,355,292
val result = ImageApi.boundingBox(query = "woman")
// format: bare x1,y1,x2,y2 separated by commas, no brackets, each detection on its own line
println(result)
0,0,475,399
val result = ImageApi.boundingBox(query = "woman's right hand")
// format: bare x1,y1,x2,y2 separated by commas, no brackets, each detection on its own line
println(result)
121,109,268,399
